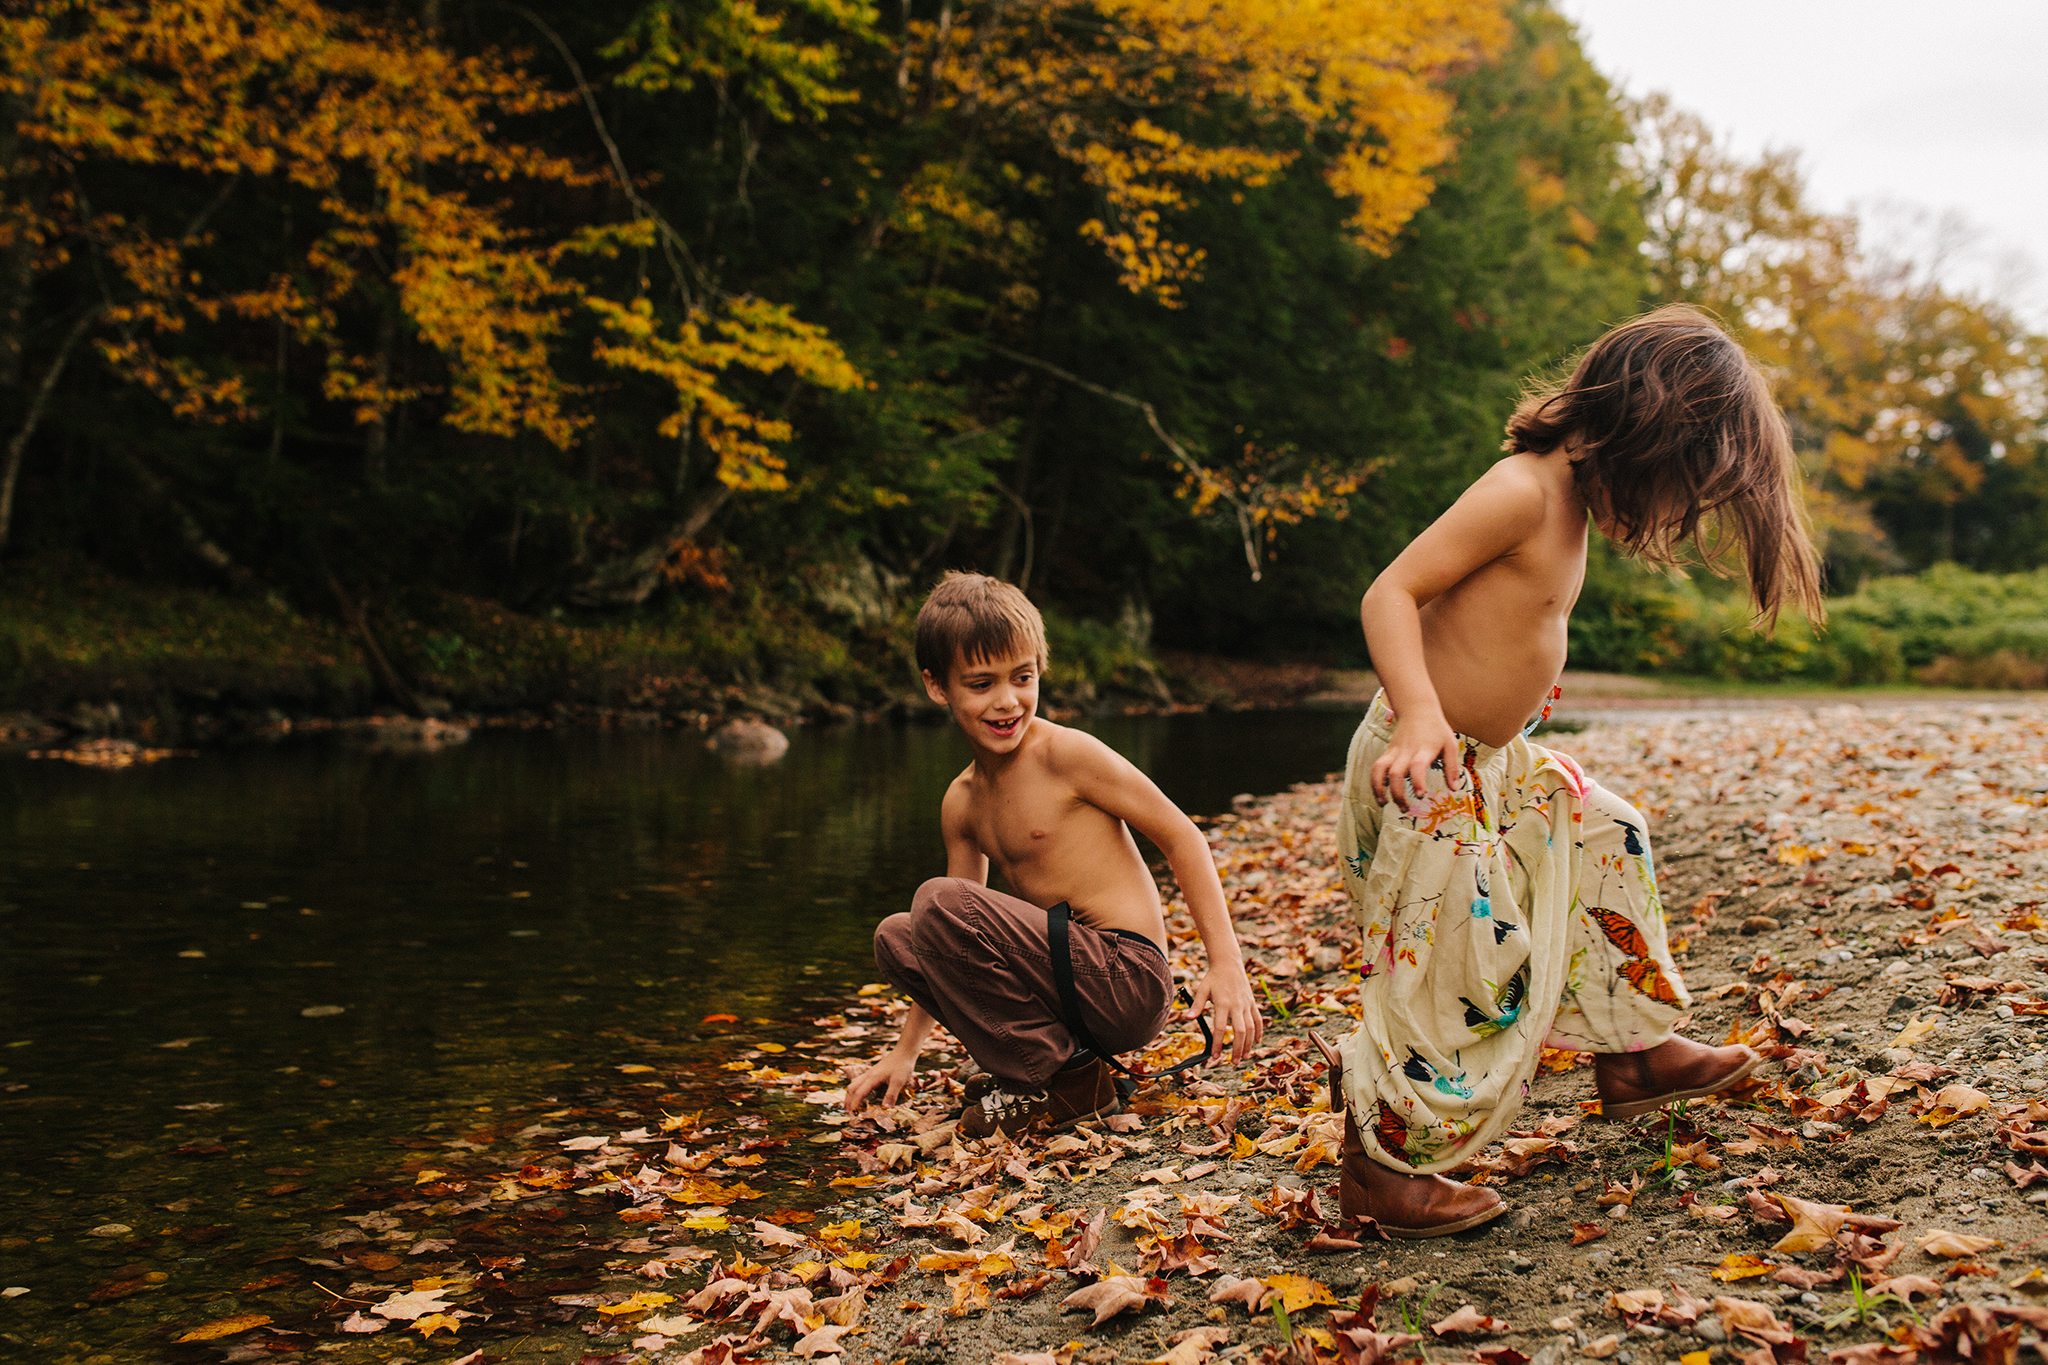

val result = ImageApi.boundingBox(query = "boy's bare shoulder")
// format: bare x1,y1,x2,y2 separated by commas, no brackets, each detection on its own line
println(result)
1033,718,1123,778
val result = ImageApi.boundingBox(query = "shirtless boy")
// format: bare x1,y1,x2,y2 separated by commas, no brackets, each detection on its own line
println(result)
844,573,1263,1136
1324,305,1823,1236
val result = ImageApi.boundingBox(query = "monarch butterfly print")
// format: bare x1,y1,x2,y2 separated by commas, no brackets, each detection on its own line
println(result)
1617,956,1682,1005
1375,1098,1415,1162
1588,906,1681,1004
1586,906,1651,960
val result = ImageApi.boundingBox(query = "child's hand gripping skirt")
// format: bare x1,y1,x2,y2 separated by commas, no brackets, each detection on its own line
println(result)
1333,692,1690,1174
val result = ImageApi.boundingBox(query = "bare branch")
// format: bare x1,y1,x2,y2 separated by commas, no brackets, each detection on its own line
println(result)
983,342,1263,579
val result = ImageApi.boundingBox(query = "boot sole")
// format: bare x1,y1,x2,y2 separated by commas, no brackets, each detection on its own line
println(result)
1379,1194,1512,1240
1598,1050,1763,1121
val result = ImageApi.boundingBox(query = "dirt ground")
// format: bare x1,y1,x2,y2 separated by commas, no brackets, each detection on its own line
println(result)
130,700,2048,1365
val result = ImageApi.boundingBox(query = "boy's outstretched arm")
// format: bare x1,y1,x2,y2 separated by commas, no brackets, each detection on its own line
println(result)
1057,735,1263,1064
844,1004,936,1109
845,777,986,1112
1360,469,1542,810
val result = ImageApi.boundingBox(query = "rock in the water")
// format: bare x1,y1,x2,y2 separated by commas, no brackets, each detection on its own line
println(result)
709,719,789,763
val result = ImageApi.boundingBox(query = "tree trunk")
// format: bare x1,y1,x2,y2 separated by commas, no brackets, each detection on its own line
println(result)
0,307,97,555
325,571,426,715
566,483,732,607
364,301,397,484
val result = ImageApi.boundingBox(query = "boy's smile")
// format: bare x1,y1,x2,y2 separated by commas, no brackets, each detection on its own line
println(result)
924,648,1041,755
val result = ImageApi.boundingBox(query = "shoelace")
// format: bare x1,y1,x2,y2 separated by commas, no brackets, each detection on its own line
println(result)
979,1087,1048,1118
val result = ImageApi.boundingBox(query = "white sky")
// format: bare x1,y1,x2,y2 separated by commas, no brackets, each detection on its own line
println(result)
1560,0,2048,327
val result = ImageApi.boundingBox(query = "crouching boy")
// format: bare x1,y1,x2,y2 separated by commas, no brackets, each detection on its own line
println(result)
844,572,1262,1136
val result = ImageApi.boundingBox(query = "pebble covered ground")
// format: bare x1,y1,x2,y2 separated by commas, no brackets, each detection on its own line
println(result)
82,702,2048,1365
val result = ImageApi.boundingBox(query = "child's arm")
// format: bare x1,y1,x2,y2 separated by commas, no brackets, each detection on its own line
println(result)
845,780,986,1111
1057,736,1264,1064
1359,470,1542,810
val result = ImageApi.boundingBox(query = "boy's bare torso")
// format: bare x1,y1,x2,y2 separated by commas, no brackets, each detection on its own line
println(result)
944,720,1168,948
1419,452,1590,747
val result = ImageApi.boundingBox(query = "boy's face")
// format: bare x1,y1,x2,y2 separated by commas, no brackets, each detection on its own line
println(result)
923,648,1040,754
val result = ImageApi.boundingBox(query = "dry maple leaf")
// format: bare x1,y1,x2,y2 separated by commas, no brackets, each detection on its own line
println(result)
1770,1194,1850,1253
1146,1326,1231,1365
1596,1173,1643,1208
1713,1296,1796,1345
1871,1274,1943,1302
1430,1304,1508,1336
1209,1275,1274,1313
1064,1275,1169,1326
1917,1229,2001,1259
1571,1223,1609,1245
1611,1289,1664,1323
1915,1084,1993,1128
1264,1274,1339,1314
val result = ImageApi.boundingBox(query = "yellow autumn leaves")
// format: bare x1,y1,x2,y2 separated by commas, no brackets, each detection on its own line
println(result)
910,0,1508,304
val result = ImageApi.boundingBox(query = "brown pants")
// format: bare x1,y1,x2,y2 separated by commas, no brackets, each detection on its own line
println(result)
873,877,1174,1088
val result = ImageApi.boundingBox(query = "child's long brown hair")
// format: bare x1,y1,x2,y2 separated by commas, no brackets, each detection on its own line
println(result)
1505,304,1825,627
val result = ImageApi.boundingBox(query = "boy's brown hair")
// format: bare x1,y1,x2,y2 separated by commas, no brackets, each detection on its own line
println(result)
1505,303,1825,626
915,572,1049,680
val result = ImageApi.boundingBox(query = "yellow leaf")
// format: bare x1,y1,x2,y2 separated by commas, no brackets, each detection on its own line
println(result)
1710,1255,1775,1282
1231,1133,1257,1160
176,1314,273,1342
756,1043,787,1054
1682,1352,1712,1365
413,1169,446,1184
721,1061,754,1071
857,984,890,996
681,1215,729,1232
411,1313,460,1339
1890,1016,1938,1050
1261,1274,1337,1314
617,1064,656,1074
597,1292,674,1317
818,1219,862,1240
828,1174,878,1188
834,1252,878,1270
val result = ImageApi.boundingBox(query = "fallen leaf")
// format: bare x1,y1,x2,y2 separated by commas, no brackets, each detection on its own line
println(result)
1771,1194,1851,1253
1714,1296,1796,1345
1917,1230,2000,1259
1711,1255,1776,1283
1208,1275,1273,1313
1264,1274,1338,1314
412,1313,460,1339
1063,1275,1167,1326
371,1289,455,1321
1431,1304,1508,1336
1145,1326,1231,1365
1890,1016,1938,1050
1571,1224,1609,1245
176,1314,273,1342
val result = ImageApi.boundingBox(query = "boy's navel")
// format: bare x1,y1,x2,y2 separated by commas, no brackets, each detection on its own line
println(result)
1031,829,1046,839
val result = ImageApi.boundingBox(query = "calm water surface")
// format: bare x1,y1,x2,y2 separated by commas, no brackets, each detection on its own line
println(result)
0,708,1362,1355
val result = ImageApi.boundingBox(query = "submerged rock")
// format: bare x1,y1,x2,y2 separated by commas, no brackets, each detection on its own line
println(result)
709,719,789,763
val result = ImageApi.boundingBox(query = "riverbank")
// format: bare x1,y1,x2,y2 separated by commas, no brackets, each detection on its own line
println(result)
11,558,2048,753
48,697,2045,1365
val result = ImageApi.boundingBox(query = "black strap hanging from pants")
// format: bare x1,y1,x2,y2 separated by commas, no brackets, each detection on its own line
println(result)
1046,902,1211,1094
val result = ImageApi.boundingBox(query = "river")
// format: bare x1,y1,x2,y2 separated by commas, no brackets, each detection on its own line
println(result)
0,707,1365,1357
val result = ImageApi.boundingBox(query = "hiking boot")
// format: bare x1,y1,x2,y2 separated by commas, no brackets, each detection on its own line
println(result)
957,1058,1119,1139
1594,1035,1760,1120
1309,1031,1509,1239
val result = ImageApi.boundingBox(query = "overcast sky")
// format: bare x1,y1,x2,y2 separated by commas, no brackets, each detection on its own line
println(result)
1559,0,2048,327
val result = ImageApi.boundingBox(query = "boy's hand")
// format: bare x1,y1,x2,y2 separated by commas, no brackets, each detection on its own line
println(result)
1186,959,1264,1066
1371,713,1462,813
844,1048,919,1111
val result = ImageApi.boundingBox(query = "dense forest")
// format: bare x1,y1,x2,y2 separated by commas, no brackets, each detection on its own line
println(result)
2,0,2045,722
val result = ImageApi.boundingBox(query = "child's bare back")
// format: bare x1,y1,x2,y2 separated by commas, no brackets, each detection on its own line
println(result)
940,718,1171,949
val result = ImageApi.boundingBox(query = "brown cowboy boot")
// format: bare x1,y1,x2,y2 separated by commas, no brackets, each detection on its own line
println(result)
1594,1035,1760,1121
1310,1032,1509,1239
